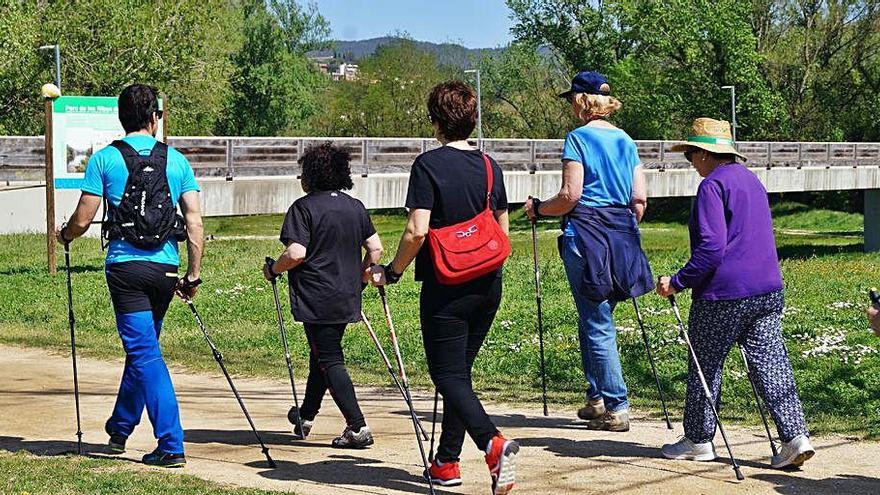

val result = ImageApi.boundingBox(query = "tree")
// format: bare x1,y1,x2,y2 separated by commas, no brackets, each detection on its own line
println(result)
0,0,240,136
479,43,575,139
756,1,880,141
216,0,330,136
506,0,790,140
311,39,455,137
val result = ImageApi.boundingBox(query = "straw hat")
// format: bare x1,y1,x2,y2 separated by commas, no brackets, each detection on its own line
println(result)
670,118,747,162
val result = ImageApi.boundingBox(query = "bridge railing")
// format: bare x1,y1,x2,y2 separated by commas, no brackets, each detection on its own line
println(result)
3,136,879,181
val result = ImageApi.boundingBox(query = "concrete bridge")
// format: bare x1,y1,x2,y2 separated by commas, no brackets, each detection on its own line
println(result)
3,136,880,249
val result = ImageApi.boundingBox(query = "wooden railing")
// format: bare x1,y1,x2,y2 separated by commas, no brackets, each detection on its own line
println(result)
3,136,880,181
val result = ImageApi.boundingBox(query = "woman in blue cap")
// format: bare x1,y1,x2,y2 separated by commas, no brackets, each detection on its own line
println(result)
525,71,652,432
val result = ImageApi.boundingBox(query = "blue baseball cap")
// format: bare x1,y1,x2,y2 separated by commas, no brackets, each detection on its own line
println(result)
558,71,611,99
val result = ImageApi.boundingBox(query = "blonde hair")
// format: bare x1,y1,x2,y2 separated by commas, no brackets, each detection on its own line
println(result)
572,93,622,121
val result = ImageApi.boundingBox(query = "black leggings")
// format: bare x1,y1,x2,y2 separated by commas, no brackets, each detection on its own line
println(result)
300,323,366,431
420,275,502,463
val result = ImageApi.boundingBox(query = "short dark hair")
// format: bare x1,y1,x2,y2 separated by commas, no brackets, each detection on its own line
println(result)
299,143,354,192
118,84,160,133
427,81,477,141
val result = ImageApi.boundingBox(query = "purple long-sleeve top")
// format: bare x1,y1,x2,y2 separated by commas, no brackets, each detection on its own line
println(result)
670,163,783,301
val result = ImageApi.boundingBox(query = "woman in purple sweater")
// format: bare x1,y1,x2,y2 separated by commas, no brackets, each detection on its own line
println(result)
656,118,814,469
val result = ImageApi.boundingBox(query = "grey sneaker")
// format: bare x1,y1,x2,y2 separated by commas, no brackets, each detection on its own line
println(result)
586,410,630,432
288,406,313,440
771,434,815,468
295,419,314,440
661,437,717,461
577,398,606,421
332,426,374,449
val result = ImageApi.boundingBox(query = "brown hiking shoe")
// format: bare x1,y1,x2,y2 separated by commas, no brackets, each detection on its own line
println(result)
577,398,606,421
586,410,630,432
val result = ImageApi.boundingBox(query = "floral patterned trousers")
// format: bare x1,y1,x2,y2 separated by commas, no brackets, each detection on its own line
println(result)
684,290,809,444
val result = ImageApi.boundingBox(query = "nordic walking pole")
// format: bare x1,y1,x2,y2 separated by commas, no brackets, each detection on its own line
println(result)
265,257,305,439
62,235,83,455
738,345,778,457
181,295,276,468
528,205,549,416
360,310,429,439
428,390,439,463
377,286,429,441
668,295,744,481
376,287,436,495
631,296,672,429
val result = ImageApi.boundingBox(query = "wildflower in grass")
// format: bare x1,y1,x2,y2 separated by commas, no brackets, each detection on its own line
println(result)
828,301,855,310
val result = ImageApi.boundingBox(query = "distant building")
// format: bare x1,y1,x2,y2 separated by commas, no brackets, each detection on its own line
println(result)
332,63,359,81
307,54,359,81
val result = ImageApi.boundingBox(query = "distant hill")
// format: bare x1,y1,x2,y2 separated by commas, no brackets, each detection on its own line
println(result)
307,37,504,68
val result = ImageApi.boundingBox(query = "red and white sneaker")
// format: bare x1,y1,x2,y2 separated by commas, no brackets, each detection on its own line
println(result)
425,459,462,487
485,434,519,495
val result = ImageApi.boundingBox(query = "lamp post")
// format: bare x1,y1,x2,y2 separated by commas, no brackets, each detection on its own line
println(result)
464,69,482,149
721,85,736,142
39,44,61,91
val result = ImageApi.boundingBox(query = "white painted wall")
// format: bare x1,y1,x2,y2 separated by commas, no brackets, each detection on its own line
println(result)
3,167,880,236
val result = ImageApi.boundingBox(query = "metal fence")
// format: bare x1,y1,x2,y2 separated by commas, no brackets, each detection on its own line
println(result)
3,136,880,181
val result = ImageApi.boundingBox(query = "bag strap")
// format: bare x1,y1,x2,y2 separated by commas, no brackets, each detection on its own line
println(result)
109,140,140,170
149,141,169,165
482,153,493,211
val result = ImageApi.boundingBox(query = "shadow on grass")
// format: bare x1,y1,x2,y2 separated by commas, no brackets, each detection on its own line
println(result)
776,243,864,260
0,264,104,276
752,473,880,495
0,435,129,460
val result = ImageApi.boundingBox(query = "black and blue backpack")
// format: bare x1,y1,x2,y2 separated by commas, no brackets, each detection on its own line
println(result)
101,140,187,250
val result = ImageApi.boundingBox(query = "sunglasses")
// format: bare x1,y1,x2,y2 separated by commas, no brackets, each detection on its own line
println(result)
684,149,697,162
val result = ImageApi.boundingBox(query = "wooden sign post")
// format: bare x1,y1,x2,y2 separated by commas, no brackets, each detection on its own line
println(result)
44,97,57,275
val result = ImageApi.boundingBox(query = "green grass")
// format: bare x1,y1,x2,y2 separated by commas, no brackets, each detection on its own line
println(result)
0,451,280,494
1,204,879,438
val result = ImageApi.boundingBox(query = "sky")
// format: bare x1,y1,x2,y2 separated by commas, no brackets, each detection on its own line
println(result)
313,0,516,48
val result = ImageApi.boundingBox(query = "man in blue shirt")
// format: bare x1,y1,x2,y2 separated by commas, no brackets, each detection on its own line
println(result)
57,84,204,467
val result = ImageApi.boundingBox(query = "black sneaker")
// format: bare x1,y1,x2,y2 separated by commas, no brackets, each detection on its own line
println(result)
104,419,127,454
331,426,374,449
142,449,186,468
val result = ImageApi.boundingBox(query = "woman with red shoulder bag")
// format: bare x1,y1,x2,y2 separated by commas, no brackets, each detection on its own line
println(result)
369,81,518,495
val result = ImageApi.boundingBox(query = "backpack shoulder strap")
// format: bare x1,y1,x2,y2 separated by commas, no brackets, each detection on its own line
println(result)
109,140,139,159
482,153,493,210
149,141,169,164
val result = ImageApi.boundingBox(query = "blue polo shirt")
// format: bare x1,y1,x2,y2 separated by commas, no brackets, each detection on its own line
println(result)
81,135,199,266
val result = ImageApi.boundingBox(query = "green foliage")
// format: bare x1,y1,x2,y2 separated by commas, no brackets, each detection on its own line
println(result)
216,0,329,136
310,39,455,137
506,0,880,141
507,0,789,140
0,451,280,494
479,42,575,139
0,0,241,136
1,207,878,437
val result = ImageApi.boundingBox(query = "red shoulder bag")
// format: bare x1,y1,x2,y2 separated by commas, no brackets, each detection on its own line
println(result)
426,154,511,285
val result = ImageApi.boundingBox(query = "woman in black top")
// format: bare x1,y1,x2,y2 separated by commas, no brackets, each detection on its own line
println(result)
370,81,519,495
264,143,383,449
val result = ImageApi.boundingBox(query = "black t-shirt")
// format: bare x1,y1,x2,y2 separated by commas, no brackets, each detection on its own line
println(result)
280,190,376,324
404,146,509,282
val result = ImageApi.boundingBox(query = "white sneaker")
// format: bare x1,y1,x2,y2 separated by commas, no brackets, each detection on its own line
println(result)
771,434,815,468
661,437,717,461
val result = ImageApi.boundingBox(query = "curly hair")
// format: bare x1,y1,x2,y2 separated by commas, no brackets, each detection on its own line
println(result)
299,142,354,192
427,81,477,141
